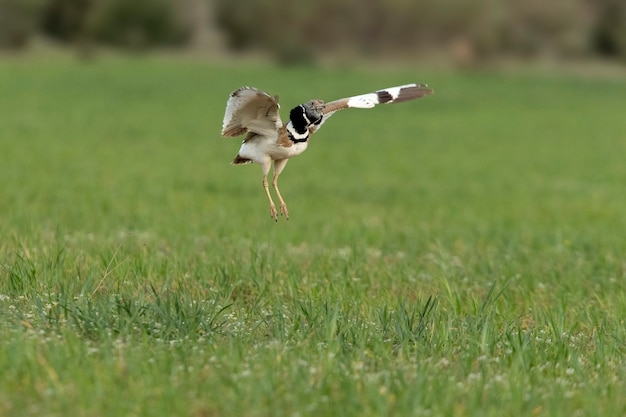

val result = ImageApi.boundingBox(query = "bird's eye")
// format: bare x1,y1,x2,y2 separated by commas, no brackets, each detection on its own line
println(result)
304,109,322,125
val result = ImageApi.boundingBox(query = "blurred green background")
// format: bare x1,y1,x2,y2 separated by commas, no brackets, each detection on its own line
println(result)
2,2,626,416
1,0,625,65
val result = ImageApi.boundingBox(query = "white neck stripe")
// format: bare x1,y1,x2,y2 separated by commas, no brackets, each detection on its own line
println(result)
301,107,311,125
287,122,308,140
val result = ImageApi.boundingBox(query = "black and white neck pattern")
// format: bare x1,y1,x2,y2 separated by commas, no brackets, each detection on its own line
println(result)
287,104,324,144
286,121,309,143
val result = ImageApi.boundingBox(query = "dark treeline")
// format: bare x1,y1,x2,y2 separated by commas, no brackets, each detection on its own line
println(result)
1,0,624,64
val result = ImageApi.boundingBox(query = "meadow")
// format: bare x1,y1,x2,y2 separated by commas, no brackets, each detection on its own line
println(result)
1,52,625,416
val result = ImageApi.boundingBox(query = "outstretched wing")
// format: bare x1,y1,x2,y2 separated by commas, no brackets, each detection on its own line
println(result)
221,87,283,137
310,83,433,134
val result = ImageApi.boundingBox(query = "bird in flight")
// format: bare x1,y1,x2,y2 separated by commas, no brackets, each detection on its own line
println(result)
221,83,433,221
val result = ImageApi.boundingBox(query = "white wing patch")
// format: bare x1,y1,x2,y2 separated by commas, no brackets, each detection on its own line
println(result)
221,83,432,137
310,83,433,133
346,94,378,108
346,83,427,108
381,84,415,101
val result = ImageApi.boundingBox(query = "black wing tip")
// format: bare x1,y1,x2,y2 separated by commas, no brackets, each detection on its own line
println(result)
230,86,253,97
373,83,434,104
414,83,434,94
230,87,243,97
376,90,394,104
395,84,434,102
230,86,279,105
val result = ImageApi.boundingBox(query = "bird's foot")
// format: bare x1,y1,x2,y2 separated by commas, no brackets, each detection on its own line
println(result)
269,205,278,222
280,203,289,220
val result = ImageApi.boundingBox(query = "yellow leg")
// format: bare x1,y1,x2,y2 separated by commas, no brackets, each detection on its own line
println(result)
260,161,278,221
263,175,278,221
272,159,289,219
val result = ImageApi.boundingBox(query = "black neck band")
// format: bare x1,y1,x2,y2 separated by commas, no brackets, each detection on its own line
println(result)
288,131,309,143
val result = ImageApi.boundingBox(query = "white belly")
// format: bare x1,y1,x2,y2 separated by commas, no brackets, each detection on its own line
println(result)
238,136,308,163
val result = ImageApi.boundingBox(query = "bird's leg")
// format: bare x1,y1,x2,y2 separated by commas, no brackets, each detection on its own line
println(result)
272,159,289,219
263,175,278,221
273,178,289,219
261,161,278,221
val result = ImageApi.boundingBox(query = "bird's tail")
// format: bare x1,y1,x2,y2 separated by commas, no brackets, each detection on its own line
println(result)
232,154,253,165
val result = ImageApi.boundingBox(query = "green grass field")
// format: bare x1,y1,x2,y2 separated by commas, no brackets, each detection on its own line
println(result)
1,53,626,416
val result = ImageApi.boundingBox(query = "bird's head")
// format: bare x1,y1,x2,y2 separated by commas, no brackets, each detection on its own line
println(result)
289,100,325,134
